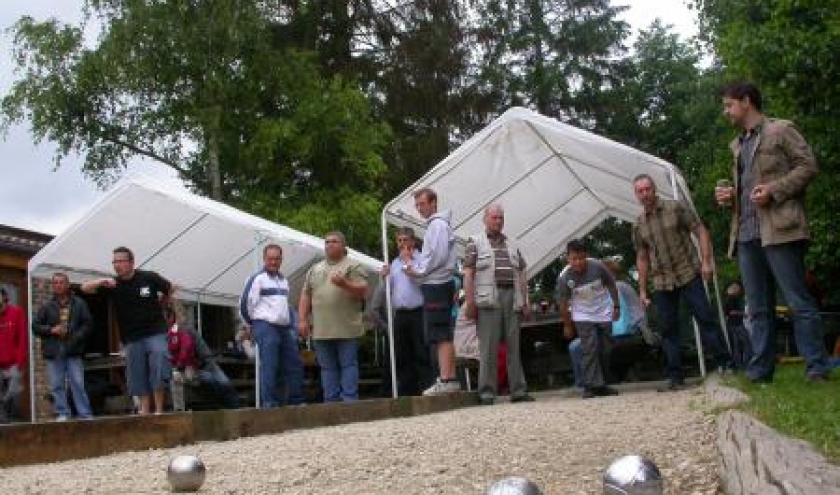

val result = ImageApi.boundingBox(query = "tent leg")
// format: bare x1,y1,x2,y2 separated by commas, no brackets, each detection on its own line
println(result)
254,343,260,409
27,274,36,423
692,318,707,378
709,275,731,353
380,212,398,399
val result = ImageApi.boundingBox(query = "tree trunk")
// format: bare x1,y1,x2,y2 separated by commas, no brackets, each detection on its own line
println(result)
208,106,222,200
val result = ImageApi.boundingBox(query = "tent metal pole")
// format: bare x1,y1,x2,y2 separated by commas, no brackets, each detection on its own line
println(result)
198,243,263,296
380,211,398,399
711,271,731,352
693,319,707,377
703,236,731,355
137,212,209,269
452,153,555,232
254,343,261,409
27,274,36,423
252,232,263,409
527,208,609,280
197,294,203,337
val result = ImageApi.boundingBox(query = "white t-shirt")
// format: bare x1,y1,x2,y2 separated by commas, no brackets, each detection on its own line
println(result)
556,259,616,322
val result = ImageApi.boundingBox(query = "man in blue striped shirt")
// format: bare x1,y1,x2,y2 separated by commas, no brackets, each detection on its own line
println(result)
240,244,304,408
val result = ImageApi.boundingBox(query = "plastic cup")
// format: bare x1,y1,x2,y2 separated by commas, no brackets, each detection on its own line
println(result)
716,179,733,206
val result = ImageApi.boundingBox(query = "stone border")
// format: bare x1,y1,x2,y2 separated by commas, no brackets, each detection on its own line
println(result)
0,392,477,467
706,379,840,494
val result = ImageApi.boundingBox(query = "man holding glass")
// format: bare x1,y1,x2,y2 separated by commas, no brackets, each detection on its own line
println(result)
716,81,830,383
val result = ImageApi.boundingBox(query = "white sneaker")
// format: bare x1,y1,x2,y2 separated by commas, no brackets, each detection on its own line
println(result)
422,378,461,396
56,415,69,422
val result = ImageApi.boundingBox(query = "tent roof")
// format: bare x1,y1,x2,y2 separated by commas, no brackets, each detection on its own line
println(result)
383,107,696,278
29,175,382,306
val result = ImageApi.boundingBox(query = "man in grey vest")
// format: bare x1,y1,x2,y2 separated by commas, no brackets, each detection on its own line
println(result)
463,204,534,405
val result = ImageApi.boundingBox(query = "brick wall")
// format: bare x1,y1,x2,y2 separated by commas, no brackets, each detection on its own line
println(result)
30,277,53,421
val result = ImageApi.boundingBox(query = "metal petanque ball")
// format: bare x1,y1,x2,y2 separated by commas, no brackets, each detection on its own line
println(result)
603,454,663,495
486,476,544,495
167,455,206,493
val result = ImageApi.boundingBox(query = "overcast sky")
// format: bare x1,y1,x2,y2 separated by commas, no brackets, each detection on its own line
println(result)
0,0,699,236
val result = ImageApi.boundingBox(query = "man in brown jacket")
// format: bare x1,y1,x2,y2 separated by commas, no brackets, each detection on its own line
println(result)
716,81,830,383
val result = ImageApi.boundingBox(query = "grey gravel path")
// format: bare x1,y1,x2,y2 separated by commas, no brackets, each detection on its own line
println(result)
0,386,721,494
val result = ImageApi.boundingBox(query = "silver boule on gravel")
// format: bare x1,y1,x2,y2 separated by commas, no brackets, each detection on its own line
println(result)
486,476,544,495
603,454,663,495
167,455,206,493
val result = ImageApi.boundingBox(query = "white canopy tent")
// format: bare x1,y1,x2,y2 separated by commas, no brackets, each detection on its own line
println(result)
381,107,727,396
29,175,382,304
27,174,382,419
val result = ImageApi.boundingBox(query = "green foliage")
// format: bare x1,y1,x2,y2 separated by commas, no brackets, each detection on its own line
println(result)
724,363,840,462
248,186,384,254
692,0,840,302
1,0,390,251
8,0,835,280
356,0,495,198
474,0,630,121
595,22,738,274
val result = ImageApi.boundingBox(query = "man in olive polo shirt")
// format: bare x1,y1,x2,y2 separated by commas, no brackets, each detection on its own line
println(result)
298,231,368,402
632,174,732,390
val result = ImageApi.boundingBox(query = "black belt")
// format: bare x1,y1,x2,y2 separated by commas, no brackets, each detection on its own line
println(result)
496,284,515,289
395,307,423,312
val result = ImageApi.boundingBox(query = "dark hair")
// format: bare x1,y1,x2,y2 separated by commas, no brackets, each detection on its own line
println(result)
396,227,415,240
413,187,437,203
113,246,134,261
52,272,70,283
720,81,763,111
632,173,656,189
263,243,282,256
566,239,586,254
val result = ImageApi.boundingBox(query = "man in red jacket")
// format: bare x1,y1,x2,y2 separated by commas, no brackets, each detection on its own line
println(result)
0,288,27,421
165,306,239,411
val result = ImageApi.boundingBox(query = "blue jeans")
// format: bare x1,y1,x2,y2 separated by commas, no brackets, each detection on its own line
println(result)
124,333,170,397
654,275,732,382
252,320,305,408
738,240,829,379
46,356,92,418
314,339,359,402
196,362,240,409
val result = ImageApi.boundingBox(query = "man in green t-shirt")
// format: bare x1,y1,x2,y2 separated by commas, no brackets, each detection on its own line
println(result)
298,231,368,402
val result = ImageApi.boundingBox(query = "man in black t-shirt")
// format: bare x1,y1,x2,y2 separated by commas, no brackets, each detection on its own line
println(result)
81,246,175,415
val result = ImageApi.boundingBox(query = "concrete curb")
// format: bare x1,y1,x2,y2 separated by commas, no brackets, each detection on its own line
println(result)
0,392,478,467
705,379,840,494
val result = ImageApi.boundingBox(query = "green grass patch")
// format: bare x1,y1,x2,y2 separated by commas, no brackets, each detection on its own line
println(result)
723,363,840,463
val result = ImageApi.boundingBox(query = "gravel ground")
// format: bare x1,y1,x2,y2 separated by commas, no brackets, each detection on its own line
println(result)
0,386,721,494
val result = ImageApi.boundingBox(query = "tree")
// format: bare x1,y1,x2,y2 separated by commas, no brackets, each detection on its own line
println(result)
350,0,496,197
691,0,840,301
2,0,389,250
474,0,630,124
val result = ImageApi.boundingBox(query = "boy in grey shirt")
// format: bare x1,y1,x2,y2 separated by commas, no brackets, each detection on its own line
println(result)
556,240,620,399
